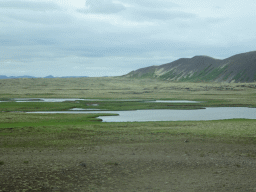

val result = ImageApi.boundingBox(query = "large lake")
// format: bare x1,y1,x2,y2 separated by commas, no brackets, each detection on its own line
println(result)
27,107,256,122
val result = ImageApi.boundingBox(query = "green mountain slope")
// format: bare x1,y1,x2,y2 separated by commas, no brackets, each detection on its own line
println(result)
125,51,256,82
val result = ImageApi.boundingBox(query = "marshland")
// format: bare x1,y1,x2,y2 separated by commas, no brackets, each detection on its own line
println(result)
0,77,256,191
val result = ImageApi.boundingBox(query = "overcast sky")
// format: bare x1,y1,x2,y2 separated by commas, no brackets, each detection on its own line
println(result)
1,0,256,77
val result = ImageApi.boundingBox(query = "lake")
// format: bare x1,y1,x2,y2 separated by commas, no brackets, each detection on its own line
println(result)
27,107,256,122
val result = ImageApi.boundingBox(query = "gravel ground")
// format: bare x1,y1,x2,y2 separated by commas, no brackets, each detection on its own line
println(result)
1,137,256,192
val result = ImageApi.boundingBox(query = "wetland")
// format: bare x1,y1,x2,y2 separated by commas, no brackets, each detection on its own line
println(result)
0,77,256,191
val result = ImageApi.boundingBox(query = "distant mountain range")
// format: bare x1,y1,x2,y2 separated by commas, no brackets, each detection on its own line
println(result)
0,75,88,79
124,51,256,83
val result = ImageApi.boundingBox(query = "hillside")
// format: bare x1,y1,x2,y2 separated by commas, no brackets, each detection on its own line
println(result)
125,51,256,82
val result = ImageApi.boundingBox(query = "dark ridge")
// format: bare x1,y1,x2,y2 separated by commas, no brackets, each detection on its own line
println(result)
125,51,256,83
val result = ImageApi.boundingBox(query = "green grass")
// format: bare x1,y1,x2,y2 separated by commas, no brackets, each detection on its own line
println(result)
159,70,176,80
0,111,256,148
186,66,228,82
0,113,117,128
223,71,233,81
0,77,256,101
0,101,85,112
0,77,256,149
140,71,155,78
0,98,254,112
82,100,206,110
0,100,204,112
234,70,247,82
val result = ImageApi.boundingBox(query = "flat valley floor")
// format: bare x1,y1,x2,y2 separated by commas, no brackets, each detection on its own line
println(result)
1,78,256,191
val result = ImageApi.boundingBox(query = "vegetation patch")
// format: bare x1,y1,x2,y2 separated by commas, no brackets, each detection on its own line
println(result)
159,69,176,80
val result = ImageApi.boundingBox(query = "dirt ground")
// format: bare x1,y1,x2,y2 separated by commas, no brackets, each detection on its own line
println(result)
1,137,256,192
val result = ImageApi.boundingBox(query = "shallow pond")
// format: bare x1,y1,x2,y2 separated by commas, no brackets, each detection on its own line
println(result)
2,98,200,103
145,100,201,103
27,107,256,122
13,98,85,102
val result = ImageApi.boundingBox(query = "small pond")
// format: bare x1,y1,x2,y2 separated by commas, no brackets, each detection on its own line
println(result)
13,98,86,102
27,107,256,122
0,98,201,103
145,100,201,103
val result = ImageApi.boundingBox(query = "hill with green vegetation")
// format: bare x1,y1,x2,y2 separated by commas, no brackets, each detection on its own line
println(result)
125,51,256,82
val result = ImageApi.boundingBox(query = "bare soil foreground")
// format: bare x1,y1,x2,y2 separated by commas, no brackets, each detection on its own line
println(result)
1,136,256,192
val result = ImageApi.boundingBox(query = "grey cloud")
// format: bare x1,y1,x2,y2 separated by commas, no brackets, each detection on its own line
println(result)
2,10,73,24
78,0,126,14
0,1,71,25
204,17,227,24
0,5,228,62
124,8,196,21
1,0,256,77
119,0,179,8
78,0,190,21
0,0,59,11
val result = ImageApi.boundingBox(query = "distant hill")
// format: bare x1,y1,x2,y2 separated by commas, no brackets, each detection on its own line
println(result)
125,51,256,83
0,75,36,79
0,75,88,79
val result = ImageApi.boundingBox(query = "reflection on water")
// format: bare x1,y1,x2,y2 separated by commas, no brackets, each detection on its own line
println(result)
27,107,256,122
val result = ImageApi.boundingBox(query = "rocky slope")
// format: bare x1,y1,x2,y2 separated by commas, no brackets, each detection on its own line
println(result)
125,51,256,82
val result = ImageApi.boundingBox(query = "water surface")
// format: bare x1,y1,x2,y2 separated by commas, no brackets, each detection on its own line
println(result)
27,107,256,122
1,98,200,103
14,98,85,102
145,100,201,103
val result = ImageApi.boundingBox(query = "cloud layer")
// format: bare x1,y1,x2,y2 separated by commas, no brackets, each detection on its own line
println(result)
1,0,256,77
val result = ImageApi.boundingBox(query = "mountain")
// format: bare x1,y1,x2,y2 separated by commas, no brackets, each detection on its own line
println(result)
44,75,55,78
0,75,88,79
0,75,36,79
125,51,256,83
0,75,9,79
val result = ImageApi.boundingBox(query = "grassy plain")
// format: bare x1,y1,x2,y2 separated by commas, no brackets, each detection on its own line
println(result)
0,77,255,102
0,77,256,191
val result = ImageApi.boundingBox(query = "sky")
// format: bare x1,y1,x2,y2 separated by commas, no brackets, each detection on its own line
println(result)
1,0,256,77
